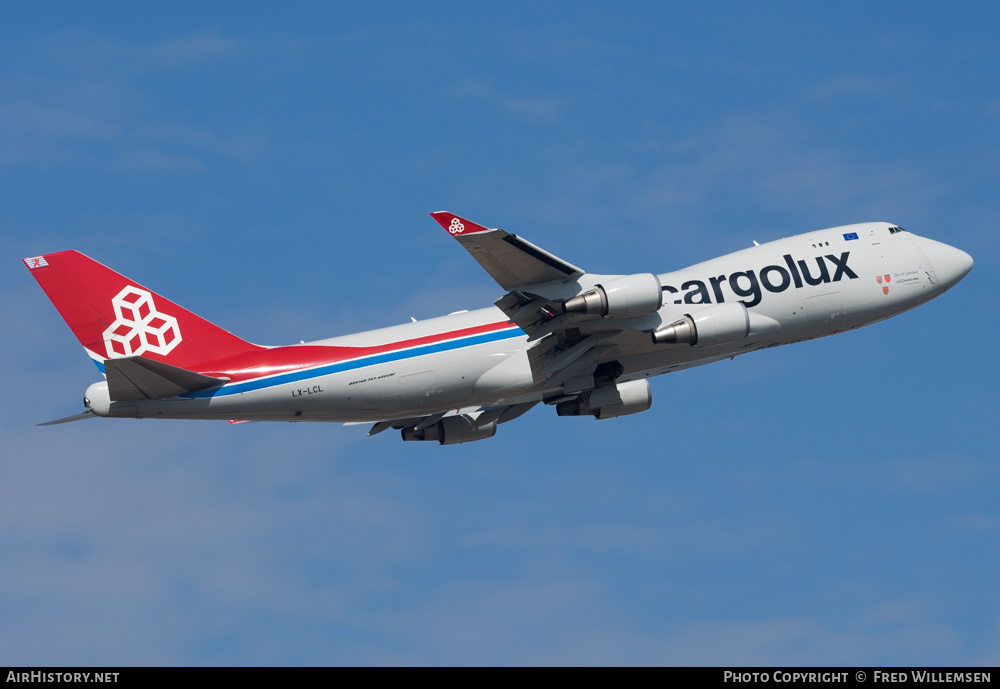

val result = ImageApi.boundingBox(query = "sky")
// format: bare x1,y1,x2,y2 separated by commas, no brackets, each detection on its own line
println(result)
1,2,998,666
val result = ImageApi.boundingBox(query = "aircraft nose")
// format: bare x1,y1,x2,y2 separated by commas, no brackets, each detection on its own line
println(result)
913,236,974,289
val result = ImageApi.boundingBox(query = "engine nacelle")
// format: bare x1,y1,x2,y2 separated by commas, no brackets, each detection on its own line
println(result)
556,379,652,420
401,415,497,445
563,273,663,318
651,302,750,346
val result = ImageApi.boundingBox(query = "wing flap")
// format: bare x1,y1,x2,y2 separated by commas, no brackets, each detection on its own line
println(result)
497,401,539,424
364,401,540,439
105,357,230,401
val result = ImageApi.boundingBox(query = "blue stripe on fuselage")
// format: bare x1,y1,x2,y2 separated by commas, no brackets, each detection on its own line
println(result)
183,326,523,399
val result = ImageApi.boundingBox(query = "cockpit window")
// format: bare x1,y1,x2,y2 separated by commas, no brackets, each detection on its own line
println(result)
888,226,908,234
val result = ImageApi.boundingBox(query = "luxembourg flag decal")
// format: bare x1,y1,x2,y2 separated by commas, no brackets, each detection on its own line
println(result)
23,256,49,269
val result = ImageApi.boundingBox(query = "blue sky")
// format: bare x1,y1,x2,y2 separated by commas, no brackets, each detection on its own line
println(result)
2,2,998,665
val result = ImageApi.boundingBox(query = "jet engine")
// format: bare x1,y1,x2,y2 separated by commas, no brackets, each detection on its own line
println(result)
563,273,663,318
651,302,750,346
556,379,652,419
401,415,498,445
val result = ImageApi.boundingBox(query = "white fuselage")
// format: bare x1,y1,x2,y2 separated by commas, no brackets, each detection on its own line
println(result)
90,222,971,423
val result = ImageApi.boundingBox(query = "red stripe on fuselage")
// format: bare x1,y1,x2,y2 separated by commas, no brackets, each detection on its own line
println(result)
194,320,518,383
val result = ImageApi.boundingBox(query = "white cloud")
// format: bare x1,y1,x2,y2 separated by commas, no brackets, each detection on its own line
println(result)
807,76,898,101
115,148,207,171
879,455,983,494
455,79,563,124
637,109,947,223
500,95,562,122
145,33,242,67
0,30,254,170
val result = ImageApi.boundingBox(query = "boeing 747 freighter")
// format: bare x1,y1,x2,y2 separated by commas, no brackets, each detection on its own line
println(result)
25,212,973,444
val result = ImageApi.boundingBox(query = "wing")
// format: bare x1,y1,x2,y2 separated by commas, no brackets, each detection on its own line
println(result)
429,211,584,290
430,212,664,388
430,211,591,336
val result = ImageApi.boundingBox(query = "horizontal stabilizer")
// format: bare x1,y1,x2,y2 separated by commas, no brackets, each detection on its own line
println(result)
37,411,96,426
105,357,230,401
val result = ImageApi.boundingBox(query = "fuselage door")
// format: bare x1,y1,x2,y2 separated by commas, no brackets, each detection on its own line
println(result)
806,291,844,328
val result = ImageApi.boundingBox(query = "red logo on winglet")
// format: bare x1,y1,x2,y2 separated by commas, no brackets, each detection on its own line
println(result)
429,211,491,236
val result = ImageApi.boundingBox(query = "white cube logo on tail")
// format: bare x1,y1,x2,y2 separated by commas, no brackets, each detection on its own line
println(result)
448,218,465,235
101,286,182,358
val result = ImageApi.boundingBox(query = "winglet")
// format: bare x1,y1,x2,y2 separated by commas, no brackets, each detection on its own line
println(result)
430,211,492,237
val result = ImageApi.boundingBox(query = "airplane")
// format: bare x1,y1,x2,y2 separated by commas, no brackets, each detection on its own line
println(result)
24,212,973,444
